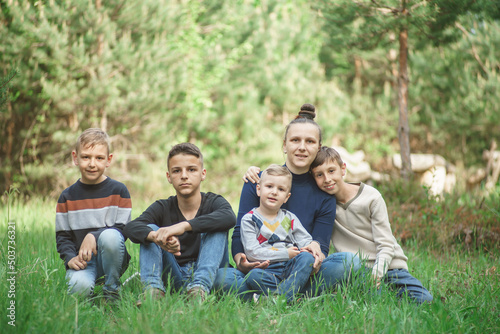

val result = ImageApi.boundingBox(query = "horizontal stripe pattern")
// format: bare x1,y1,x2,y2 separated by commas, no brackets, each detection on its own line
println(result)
56,206,131,232
56,194,131,213
56,178,132,268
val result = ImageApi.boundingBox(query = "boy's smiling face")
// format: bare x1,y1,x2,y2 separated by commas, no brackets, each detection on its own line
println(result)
167,153,206,198
72,144,112,184
311,159,346,196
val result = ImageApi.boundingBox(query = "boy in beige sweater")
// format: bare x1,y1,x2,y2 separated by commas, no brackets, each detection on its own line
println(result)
310,146,433,304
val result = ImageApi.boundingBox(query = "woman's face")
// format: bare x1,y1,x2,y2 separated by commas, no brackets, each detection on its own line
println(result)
283,123,321,174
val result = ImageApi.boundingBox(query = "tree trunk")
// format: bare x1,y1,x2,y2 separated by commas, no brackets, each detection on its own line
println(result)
96,0,107,131
397,5,412,180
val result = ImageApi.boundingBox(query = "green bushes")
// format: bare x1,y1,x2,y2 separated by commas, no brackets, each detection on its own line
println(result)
2,1,499,199
376,179,500,251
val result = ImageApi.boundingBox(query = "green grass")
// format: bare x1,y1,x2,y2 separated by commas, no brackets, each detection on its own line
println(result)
1,196,499,333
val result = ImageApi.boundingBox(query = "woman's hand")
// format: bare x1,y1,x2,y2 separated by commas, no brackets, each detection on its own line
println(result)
242,166,261,184
234,253,269,274
301,241,325,274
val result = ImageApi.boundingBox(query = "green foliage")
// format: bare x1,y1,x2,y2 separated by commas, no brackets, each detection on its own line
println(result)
0,0,498,198
314,0,500,167
375,179,500,251
411,14,500,163
0,68,18,111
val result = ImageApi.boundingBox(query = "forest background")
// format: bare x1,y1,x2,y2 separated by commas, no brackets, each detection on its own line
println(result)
1,0,500,203
1,1,500,332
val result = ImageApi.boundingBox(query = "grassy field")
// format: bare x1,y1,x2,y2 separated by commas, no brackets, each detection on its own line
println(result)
1,194,499,333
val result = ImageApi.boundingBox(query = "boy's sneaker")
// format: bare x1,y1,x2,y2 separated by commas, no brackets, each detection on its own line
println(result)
186,286,206,302
135,288,165,307
103,290,120,304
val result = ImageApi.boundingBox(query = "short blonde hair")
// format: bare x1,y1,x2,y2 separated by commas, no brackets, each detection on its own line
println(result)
75,128,110,154
260,164,292,191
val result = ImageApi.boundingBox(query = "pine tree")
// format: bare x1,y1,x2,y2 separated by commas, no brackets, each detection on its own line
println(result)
314,0,500,179
0,69,18,111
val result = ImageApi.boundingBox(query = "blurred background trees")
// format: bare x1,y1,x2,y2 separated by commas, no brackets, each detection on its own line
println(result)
1,0,499,202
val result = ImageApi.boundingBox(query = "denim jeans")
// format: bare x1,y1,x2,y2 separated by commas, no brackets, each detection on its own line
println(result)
140,224,229,294
382,268,433,304
66,228,128,296
213,252,360,300
246,252,315,302
301,252,361,296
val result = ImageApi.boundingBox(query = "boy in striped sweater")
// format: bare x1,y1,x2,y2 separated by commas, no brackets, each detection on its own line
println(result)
56,128,132,301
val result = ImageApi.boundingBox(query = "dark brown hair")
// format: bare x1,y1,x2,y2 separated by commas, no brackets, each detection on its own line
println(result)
310,146,344,171
283,103,322,145
167,142,204,168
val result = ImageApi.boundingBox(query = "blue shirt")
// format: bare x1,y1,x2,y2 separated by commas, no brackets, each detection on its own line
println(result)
232,169,336,257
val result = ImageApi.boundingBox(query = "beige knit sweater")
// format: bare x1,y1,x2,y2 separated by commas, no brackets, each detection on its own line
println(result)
331,183,408,280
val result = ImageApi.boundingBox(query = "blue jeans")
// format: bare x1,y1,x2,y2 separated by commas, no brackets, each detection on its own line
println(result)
301,252,361,296
214,252,360,299
140,224,229,294
246,252,315,302
66,229,128,296
381,268,433,304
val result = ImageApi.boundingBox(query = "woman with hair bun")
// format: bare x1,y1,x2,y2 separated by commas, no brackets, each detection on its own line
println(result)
215,104,360,300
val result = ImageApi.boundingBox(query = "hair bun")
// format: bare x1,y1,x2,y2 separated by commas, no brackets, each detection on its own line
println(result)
298,103,316,120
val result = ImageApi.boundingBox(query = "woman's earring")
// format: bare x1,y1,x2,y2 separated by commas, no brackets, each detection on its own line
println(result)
283,151,287,154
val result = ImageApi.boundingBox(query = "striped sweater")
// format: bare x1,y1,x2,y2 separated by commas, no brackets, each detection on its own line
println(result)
55,177,132,269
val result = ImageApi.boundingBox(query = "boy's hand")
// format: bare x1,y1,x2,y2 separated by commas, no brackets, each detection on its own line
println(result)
234,253,269,274
155,222,191,247
68,256,87,270
147,230,159,243
160,236,181,256
287,247,300,259
373,276,382,289
79,233,97,262
300,241,324,274
242,166,261,184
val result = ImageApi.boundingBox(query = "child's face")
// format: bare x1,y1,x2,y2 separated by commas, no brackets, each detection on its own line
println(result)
311,159,346,196
256,174,291,213
167,153,206,198
72,144,112,184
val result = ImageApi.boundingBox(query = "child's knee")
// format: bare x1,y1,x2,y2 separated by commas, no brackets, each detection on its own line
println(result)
147,224,160,231
67,275,95,296
346,253,362,272
298,251,315,264
247,269,264,281
98,229,125,250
